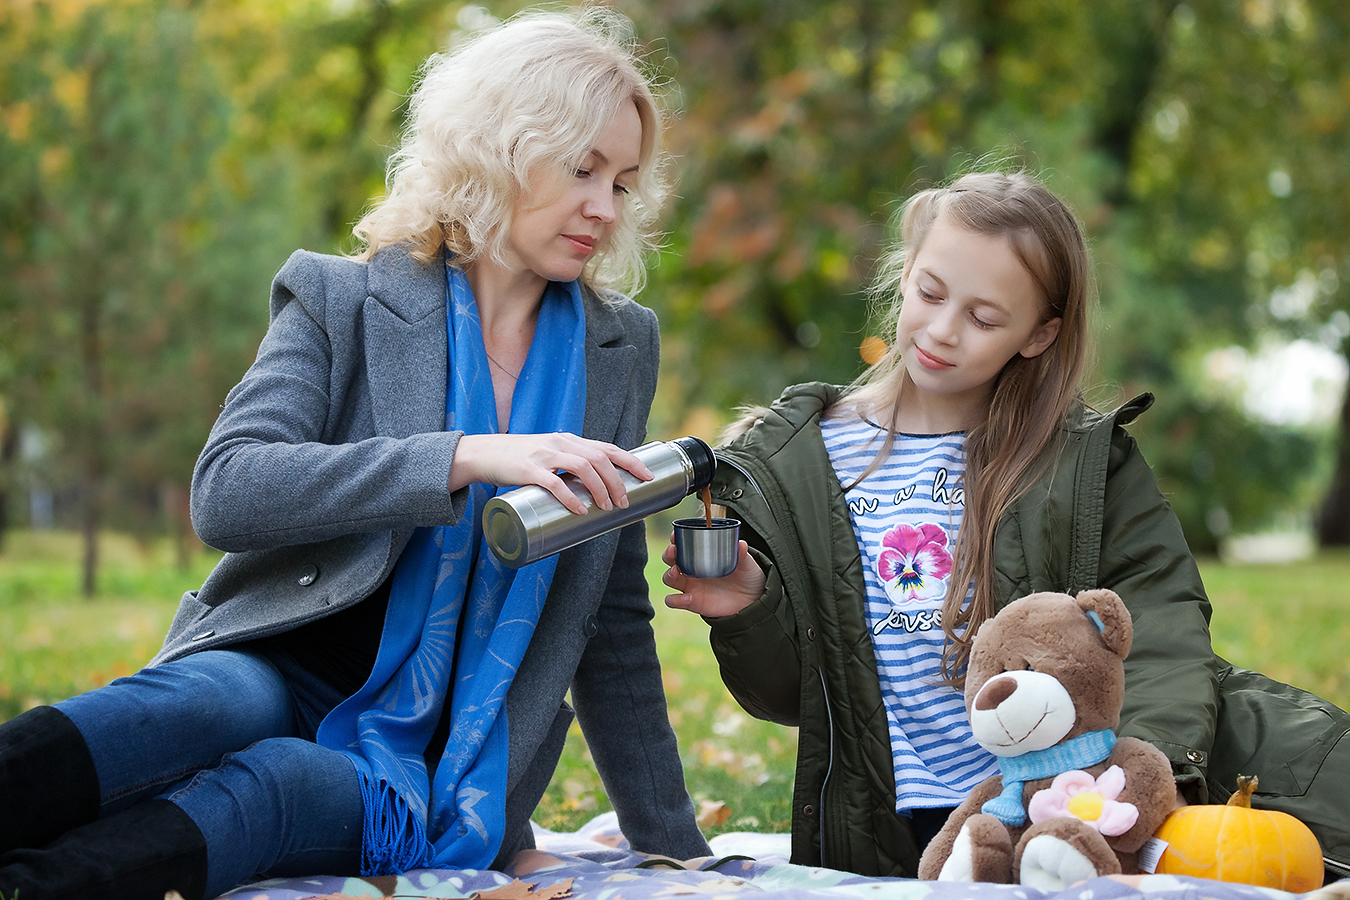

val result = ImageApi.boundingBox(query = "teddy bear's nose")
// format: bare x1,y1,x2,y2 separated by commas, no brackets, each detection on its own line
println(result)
974,674,1018,711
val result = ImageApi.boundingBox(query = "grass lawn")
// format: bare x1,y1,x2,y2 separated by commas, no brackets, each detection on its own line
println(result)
2,529,1347,838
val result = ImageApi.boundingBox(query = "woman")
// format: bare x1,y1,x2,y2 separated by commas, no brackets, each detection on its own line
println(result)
0,10,710,900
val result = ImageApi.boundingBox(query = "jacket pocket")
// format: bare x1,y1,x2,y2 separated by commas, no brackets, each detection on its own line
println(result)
1208,662,1350,866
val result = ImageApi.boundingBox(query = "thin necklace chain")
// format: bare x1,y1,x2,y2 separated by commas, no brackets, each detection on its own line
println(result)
484,349,519,380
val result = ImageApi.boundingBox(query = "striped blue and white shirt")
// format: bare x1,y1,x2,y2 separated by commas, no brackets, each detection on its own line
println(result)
819,413,1000,812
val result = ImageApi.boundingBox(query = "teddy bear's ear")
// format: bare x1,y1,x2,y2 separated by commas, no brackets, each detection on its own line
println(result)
972,617,993,642
1075,588,1132,659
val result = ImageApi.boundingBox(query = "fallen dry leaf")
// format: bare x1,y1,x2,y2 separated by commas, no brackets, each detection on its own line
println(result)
470,876,574,900
532,877,574,900
472,878,536,900
696,799,733,828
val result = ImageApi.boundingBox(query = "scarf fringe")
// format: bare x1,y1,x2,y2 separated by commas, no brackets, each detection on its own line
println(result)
359,773,432,877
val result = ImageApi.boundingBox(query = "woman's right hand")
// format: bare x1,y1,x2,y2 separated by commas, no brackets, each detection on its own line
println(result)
451,432,653,516
661,536,766,618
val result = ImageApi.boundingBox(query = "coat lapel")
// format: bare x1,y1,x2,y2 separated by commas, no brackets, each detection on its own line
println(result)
581,290,636,444
364,248,450,439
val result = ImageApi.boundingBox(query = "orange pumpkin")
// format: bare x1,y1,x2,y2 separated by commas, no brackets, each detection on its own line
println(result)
1153,775,1323,891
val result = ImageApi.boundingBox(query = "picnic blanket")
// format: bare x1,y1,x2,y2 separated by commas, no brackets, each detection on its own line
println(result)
215,812,1349,900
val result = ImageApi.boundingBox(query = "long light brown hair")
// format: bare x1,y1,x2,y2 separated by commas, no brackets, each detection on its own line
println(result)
835,171,1094,683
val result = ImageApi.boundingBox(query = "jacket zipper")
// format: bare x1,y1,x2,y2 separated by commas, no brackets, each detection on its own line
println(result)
816,667,838,867
717,449,843,868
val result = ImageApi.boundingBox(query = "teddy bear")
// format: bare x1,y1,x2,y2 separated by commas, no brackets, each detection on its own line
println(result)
916,588,1176,889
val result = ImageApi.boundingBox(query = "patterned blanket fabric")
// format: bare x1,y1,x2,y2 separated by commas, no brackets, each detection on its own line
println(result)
217,812,1345,900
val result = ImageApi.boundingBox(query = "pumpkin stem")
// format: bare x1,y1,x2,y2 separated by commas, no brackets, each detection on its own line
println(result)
1228,774,1258,808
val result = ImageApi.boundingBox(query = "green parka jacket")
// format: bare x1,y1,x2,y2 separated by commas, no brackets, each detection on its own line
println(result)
704,382,1350,880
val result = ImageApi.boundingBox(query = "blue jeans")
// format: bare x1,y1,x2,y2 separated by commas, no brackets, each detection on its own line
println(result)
57,644,365,898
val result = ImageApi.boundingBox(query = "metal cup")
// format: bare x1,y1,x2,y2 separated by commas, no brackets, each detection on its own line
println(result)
672,517,741,578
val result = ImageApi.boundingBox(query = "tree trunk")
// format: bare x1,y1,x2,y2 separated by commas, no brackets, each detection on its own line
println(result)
161,481,193,571
323,0,394,239
1089,0,1181,206
77,281,104,599
1317,373,1350,546
81,481,99,598
78,44,108,599
0,415,15,553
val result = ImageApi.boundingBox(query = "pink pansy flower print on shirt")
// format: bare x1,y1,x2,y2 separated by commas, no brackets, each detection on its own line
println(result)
876,523,952,603
1027,765,1139,836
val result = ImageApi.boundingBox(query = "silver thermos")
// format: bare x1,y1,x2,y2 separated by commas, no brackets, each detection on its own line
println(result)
483,435,716,568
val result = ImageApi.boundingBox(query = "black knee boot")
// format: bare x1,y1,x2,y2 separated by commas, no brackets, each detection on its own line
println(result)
0,706,100,853
0,798,209,900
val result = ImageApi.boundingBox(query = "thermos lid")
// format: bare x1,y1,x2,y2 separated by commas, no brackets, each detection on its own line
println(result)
483,498,535,569
671,435,716,492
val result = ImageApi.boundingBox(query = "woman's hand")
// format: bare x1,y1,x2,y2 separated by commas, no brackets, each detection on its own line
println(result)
662,537,766,618
451,432,653,515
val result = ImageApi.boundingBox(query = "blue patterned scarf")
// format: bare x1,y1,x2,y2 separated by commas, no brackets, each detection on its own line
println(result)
981,729,1117,827
317,264,587,874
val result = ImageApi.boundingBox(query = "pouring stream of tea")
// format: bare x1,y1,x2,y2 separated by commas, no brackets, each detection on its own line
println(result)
701,485,713,528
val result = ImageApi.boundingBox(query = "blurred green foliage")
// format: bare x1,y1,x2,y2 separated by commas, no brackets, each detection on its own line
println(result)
2,0,1349,578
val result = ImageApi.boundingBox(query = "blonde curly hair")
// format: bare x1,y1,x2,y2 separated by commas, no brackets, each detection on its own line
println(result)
352,8,670,295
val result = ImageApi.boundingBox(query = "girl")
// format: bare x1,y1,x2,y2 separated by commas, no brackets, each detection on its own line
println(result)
0,10,709,900
663,171,1350,880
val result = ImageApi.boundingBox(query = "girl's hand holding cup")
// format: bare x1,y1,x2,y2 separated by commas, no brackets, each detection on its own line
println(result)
662,533,766,618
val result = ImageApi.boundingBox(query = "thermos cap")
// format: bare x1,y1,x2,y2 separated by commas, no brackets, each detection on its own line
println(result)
670,435,716,491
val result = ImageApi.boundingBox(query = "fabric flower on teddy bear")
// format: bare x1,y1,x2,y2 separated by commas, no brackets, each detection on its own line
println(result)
916,589,1176,889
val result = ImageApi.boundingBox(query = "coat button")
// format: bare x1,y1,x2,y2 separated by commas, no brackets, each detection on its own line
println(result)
806,627,816,641
582,614,599,638
298,564,319,586
1186,749,1206,764
730,489,743,499
191,630,215,642
802,804,815,817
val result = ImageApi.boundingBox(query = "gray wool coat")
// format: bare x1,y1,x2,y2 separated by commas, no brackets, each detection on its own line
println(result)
153,245,710,865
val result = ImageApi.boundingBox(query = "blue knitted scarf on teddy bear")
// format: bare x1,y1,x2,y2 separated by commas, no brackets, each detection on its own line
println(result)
982,729,1117,827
